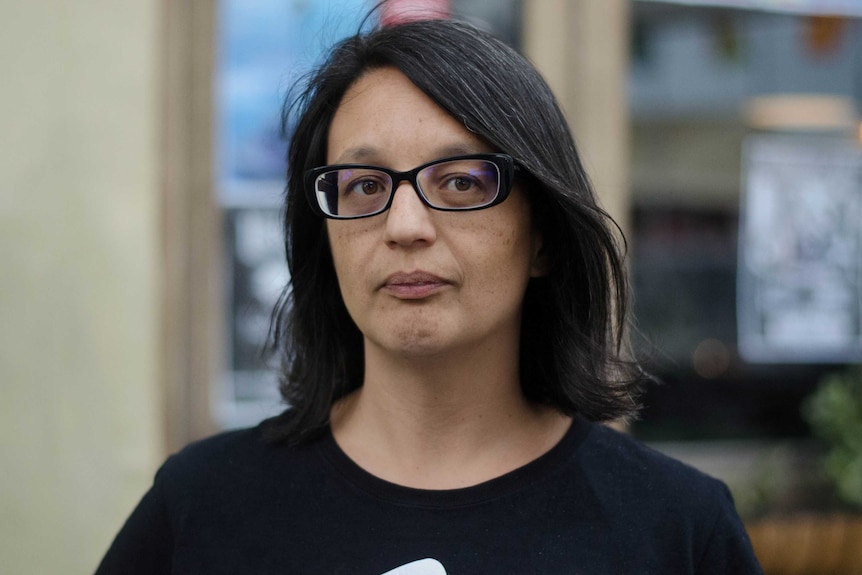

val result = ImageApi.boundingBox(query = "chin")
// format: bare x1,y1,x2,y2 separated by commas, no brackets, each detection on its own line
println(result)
388,335,450,358
367,328,459,359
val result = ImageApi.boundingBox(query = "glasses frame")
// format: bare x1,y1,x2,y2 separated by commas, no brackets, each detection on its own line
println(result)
304,153,519,220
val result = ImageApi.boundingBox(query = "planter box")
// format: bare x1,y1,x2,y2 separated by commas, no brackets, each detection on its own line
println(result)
746,514,862,575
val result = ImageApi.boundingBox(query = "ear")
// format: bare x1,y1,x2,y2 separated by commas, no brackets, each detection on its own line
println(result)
529,230,550,277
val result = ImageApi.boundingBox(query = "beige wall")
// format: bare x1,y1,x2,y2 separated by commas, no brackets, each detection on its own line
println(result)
0,2,164,572
523,0,631,235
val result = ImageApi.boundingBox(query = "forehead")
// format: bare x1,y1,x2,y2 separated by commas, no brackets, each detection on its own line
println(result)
326,67,492,166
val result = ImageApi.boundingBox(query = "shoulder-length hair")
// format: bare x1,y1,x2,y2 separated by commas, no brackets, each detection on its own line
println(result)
265,18,644,444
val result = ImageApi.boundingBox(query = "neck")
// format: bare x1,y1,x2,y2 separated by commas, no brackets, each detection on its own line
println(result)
330,339,571,489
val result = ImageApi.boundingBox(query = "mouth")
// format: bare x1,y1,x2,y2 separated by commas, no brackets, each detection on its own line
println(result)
381,271,451,299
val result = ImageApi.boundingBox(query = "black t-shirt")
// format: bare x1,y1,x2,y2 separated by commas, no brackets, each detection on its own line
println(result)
95,415,763,574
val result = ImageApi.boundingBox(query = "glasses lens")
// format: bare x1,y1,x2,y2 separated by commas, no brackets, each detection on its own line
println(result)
417,158,501,210
315,168,393,217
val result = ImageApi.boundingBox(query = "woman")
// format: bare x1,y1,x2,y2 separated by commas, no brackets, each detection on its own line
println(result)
97,18,762,574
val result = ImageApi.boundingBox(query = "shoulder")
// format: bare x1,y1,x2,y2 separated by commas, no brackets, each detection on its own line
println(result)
155,413,318,497
574,418,739,529
575,423,761,574
573,420,762,572
581,419,730,497
161,425,265,474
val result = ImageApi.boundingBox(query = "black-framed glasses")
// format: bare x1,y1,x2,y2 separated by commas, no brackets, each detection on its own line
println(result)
304,153,518,219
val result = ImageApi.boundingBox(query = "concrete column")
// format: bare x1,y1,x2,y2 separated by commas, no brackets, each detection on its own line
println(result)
162,0,220,455
523,0,631,236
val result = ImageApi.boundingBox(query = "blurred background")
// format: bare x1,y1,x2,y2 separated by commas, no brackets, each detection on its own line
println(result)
1,0,860,572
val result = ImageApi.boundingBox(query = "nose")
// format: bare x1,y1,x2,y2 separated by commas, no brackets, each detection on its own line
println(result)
382,180,437,247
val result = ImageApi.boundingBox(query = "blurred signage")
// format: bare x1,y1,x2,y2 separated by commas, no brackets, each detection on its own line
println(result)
738,135,862,363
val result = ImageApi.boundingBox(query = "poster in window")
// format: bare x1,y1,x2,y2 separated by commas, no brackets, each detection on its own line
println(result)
738,135,862,363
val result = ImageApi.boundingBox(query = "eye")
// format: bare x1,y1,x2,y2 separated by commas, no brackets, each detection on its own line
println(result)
444,175,479,192
350,179,383,196
340,171,389,197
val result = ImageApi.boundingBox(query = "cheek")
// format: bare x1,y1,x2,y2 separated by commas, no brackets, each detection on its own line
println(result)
456,218,535,292
326,221,375,279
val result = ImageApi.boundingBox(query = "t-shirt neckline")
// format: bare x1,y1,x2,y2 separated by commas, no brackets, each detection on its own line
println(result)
315,415,591,509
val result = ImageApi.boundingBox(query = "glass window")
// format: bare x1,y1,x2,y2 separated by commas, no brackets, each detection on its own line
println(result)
215,0,374,429
628,2,861,441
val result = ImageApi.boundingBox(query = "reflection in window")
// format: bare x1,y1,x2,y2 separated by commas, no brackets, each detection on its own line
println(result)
216,0,373,429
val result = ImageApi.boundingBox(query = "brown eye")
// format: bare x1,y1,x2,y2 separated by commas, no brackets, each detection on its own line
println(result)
348,178,385,196
443,176,478,193
451,177,474,192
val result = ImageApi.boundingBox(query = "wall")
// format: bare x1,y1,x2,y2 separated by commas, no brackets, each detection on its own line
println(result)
0,2,163,572
523,0,631,234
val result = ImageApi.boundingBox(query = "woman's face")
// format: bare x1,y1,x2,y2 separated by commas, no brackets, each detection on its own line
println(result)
325,67,545,360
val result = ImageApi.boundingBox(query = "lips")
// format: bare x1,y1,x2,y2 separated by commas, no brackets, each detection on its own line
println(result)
381,271,450,299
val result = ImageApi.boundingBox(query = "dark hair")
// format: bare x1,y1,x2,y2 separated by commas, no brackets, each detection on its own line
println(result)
265,17,645,445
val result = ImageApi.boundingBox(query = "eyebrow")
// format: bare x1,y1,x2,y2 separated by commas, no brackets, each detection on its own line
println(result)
331,143,489,166
332,146,378,164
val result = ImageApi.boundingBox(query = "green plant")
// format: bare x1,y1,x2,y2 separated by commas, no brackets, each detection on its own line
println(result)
802,366,862,509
